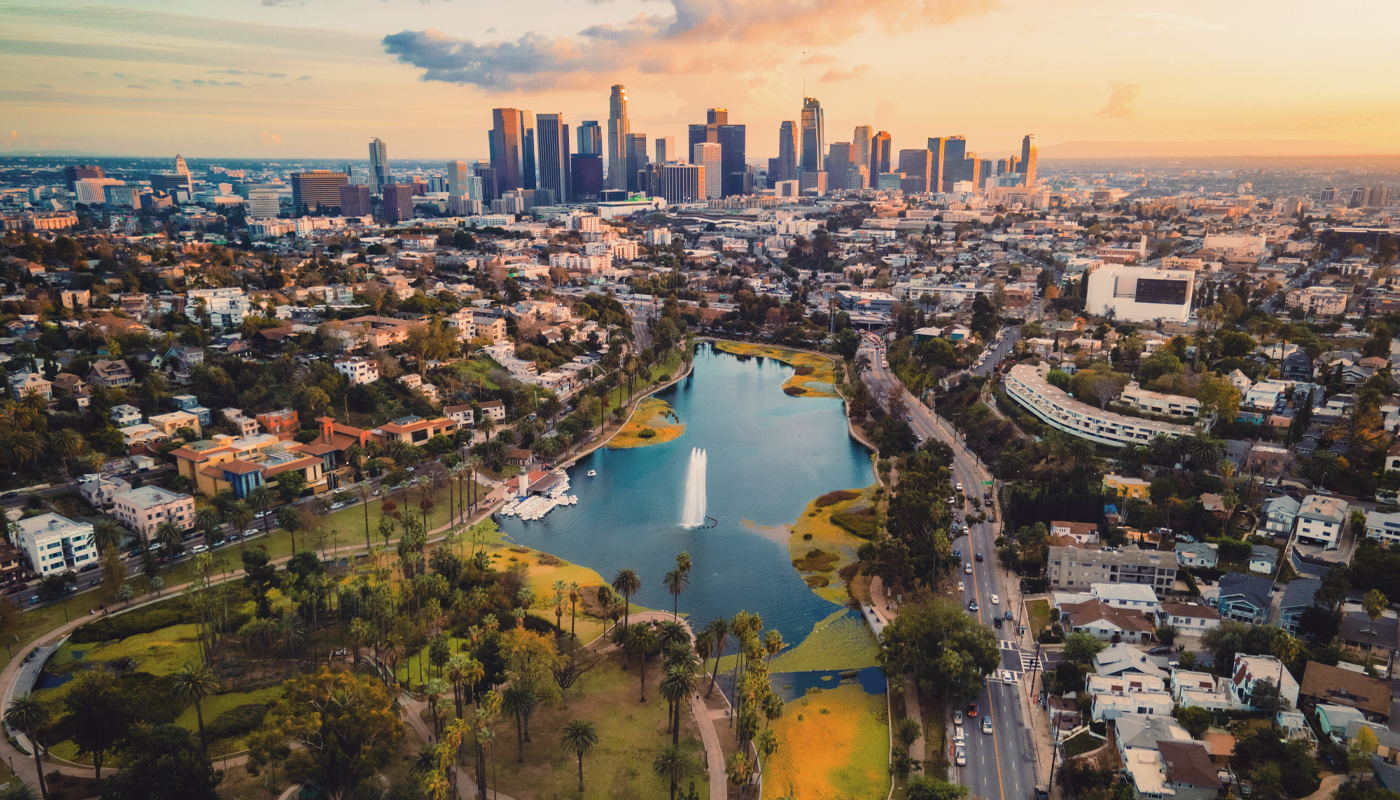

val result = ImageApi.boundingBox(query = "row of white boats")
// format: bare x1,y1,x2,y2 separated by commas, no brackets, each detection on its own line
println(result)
497,470,581,522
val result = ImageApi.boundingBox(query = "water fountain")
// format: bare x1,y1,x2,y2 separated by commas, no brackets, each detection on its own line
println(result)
680,447,708,527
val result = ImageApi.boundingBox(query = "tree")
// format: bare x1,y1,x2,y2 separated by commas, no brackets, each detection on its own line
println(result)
155,520,184,560
663,568,688,619
559,719,598,792
1062,631,1106,665
0,781,38,800
611,568,641,629
502,684,538,762
5,695,51,800
878,598,1000,700
1174,706,1212,739
63,671,132,779
102,724,223,800
654,745,695,800
1363,589,1387,665
193,506,222,547
276,470,308,503
242,547,278,618
907,777,969,800
171,662,220,750
266,668,405,800
704,617,729,697
247,485,277,535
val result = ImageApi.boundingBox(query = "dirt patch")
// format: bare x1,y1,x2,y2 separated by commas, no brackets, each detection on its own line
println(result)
742,519,792,544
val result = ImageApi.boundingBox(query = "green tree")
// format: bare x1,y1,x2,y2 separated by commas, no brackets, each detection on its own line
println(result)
878,598,1000,700
1062,631,1107,665
653,744,695,800
907,777,970,800
171,662,220,750
1174,706,1212,739
611,568,641,629
4,695,51,800
63,671,132,779
559,719,598,792
502,684,538,762
103,724,223,800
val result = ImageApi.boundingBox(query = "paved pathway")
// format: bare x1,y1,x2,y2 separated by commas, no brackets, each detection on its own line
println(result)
1298,773,1347,800
868,577,926,764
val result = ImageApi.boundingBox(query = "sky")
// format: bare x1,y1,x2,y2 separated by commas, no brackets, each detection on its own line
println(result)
3,0,1399,161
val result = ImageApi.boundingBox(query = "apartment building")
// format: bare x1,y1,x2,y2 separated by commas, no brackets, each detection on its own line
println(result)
15,514,96,576
1286,286,1347,316
1118,382,1201,418
444,404,475,428
334,357,380,385
373,415,457,447
324,315,414,351
479,400,507,422
9,372,52,401
1296,495,1349,550
148,410,201,438
1046,546,1178,595
112,485,195,538
256,408,299,440
1006,364,1193,448
1365,510,1400,547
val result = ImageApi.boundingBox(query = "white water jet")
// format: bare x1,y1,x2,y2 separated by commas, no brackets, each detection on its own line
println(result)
680,447,708,527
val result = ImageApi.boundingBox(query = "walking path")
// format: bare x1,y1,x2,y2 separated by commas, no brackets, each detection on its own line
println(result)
867,577,925,764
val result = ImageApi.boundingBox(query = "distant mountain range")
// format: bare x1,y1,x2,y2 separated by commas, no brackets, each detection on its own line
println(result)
1041,139,1400,159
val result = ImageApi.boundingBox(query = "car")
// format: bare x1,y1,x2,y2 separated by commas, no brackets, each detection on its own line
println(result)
148,542,161,551
190,544,208,554
255,511,269,519
1004,611,1014,621
982,716,993,735
991,594,1000,605
964,563,973,574
1148,646,1172,656
952,548,961,558
330,502,345,511
968,600,978,612
244,529,259,538
28,596,40,606
406,466,416,473
955,747,967,767
4,585,23,595
953,710,963,726
975,553,984,562
967,702,978,717
372,489,381,496
994,617,1003,628
953,727,965,744
955,482,963,492
958,581,965,592
1001,670,1015,684
224,532,241,542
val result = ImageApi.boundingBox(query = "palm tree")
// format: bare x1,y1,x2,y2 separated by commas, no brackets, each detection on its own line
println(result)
171,662,219,750
49,428,83,478
1271,631,1301,667
560,719,598,792
652,744,695,800
116,583,133,607
567,582,580,639
246,485,276,536
656,620,688,651
1186,436,1222,467
659,665,697,745
676,551,692,578
0,780,39,800
1147,434,1176,468
502,684,537,762
155,520,183,560
193,506,223,548
551,579,567,634
1363,589,1387,666
277,505,301,552
5,694,50,800
1304,452,1345,489
91,519,123,555
628,624,658,702
611,568,641,629
663,568,688,619
423,678,450,738
227,502,254,541
704,618,729,698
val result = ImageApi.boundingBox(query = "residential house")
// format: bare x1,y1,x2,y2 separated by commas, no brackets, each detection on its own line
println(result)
1155,740,1224,800
1260,496,1301,538
1316,704,1369,742
148,410,201,439
334,357,380,385
1116,713,1193,763
8,372,52,401
1276,579,1321,636
78,475,131,509
255,408,299,440
1161,602,1220,636
111,486,195,539
1060,598,1156,644
1174,542,1218,569
1281,351,1314,383
1092,583,1163,616
1051,520,1101,545
373,415,456,447
1298,661,1391,722
1170,670,1232,712
223,408,260,437
1364,510,1400,547
87,359,134,388
14,513,96,576
172,394,211,426
1339,611,1398,661
1105,474,1152,499
1296,495,1349,550
1093,688,1175,721
1249,545,1279,574
1095,643,1169,680
443,404,474,429
479,400,506,423
1228,654,1300,711
110,404,142,428
1214,573,1273,624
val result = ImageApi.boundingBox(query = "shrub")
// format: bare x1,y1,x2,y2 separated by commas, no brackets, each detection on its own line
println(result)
831,507,878,539
803,574,831,588
638,428,657,438
783,386,807,396
793,365,815,376
206,703,269,741
802,533,813,540
815,489,861,508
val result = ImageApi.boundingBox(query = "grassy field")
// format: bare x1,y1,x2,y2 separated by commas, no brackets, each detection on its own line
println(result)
456,356,506,391
1025,598,1051,639
608,398,686,449
319,479,494,549
769,608,881,674
173,685,284,756
763,683,889,800
788,486,880,605
485,651,709,800
712,341,839,398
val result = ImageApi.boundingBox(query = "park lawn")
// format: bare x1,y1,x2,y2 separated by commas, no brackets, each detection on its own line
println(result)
1025,598,1052,639
769,608,880,674
608,398,686,449
174,685,284,756
788,485,879,605
764,683,889,800
486,652,709,800
70,622,203,677
319,480,494,547
600,350,685,420
713,341,839,398
487,542,611,641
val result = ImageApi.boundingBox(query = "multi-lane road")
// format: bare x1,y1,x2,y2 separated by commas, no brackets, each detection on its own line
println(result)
860,333,1040,800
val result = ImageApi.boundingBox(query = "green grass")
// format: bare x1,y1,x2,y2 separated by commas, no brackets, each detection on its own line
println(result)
174,686,284,756
484,652,709,800
1062,731,1103,759
318,482,494,549
456,356,505,391
769,608,881,673
1026,599,1052,638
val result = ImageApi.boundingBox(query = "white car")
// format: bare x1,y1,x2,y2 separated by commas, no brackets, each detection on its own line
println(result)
953,710,963,726
964,563,973,574
190,544,208,554
330,502,344,511
953,727,965,745
1001,670,1015,685
958,581,965,592
955,747,967,766
244,528,259,537
955,482,963,492
991,594,1000,605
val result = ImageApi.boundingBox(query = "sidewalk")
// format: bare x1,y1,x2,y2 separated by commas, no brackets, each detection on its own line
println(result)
868,578,926,766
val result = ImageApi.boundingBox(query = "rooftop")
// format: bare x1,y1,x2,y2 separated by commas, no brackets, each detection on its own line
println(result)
113,485,190,507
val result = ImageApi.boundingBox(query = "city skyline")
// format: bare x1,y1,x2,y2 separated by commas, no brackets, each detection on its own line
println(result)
4,1,1400,160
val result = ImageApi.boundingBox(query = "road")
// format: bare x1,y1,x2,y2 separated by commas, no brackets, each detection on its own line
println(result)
860,333,1039,800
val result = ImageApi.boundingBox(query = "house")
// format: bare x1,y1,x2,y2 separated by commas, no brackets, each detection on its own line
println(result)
1249,545,1279,574
110,404,142,428
1092,583,1163,615
111,486,195,539
1214,573,1273,624
78,475,131,509
1155,740,1224,800
1296,495,1350,550
1093,688,1175,721
169,433,327,500
1170,670,1232,711
334,357,380,385
1060,598,1156,644
87,358,134,388
373,415,456,447
1174,542,1218,569
1095,643,1168,680
223,408,260,437
1161,603,1220,636
8,372,52,401
1339,611,1398,661
479,400,506,422
1298,661,1391,722
444,404,474,429
1104,474,1152,499
1276,579,1321,636
505,448,534,468
148,410,201,439
1364,509,1400,547
1281,350,1314,382
1051,520,1101,545
256,408,299,440
172,394,211,426
14,514,96,576
1228,654,1300,711
1200,493,1231,519
1260,496,1300,538
51,372,88,402
1316,704,1369,742
1116,713,1192,763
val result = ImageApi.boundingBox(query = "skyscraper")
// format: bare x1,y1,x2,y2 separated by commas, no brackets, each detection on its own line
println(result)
626,133,648,193
489,109,528,192
577,121,602,156
368,138,389,194
1021,134,1038,188
569,155,603,202
63,165,104,191
607,85,630,191
473,163,499,202
694,142,721,199
827,142,852,191
707,108,729,125
871,131,891,177
291,170,349,215
718,124,746,197
777,121,799,182
536,114,572,206
852,127,873,177
339,184,372,217
896,149,932,194
174,154,190,177
519,112,537,191
940,136,966,192
382,183,414,223
655,136,677,163
800,98,825,173
645,162,705,204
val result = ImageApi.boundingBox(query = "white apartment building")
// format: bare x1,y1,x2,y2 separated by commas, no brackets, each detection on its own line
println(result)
1296,495,1349,550
1118,382,1201,419
186,288,251,329
1084,265,1195,323
112,485,195,538
644,228,673,246
479,400,506,422
1090,583,1162,615
1287,286,1347,316
1203,233,1267,259
1005,364,1194,448
335,357,380,385
15,514,96,576
1365,510,1400,547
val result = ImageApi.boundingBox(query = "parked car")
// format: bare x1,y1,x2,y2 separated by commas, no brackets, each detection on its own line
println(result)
982,716,993,735
1149,646,1172,656
1004,611,1014,621
244,529,259,537
994,617,1003,628
955,747,967,766
953,710,963,726
330,502,345,511
190,544,208,554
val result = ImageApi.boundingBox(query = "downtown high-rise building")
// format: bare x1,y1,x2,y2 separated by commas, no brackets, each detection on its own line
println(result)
776,121,799,182
871,131,891,177
800,97,825,173
1021,133,1038,188
645,162,705,204
489,109,533,192
577,121,602,156
174,154,190,177
939,136,966,192
291,170,349,214
827,142,852,191
897,149,933,194
607,85,630,191
368,137,389,194
339,184,371,217
382,183,414,223
63,165,104,191
852,127,872,177
718,124,746,197
694,142,721,199
626,133,648,193
569,155,603,202
536,114,572,206
655,136,677,163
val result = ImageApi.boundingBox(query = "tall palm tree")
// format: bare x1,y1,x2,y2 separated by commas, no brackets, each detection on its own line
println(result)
704,618,729,698
676,551,692,578
502,684,537,762
567,582,580,639
91,519,123,555
247,485,276,536
551,580,567,634
560,719,599,792
1186,436,1222,467
659,665,698,745
277,505,301,553
628,624,658,702
611,568,641,629
663,569,688,619
193,506,223,548
227,502,254,544
171,662,219,749
155,521,183,560
49,428,83,478
5,694,50,800
652,744,694,800
1363,589,1387,666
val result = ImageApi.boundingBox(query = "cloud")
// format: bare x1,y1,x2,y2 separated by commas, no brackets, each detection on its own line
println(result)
382,0,999,90
126,84,149,90
1096,82,1143,119
8,131,16,142
801,53,836,66
260,131,282,144
299,75,313,80
820,64,869,82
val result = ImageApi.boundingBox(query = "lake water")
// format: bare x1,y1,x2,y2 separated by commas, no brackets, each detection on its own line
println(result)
498,343,874,648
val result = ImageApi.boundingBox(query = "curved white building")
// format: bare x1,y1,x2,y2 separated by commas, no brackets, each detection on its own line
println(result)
1004,364,1193,448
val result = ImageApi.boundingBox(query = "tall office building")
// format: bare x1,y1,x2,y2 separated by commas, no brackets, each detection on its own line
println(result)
718,124,746,197
63,165,105,191
368,138,389,194
871,131,892,177
291,170,349,214
645,162,705,204
940,136,966,192
776,121,799,182
519,112,537,191
800,98,825,173
896,149,933,194
607,85,630,191
569,155,603,202
1021,134,1038,188
577,121,602,156
852,127,873,177
536,114,572,206
626,133,648,193
694,142,722,199
339,184,372,217
174,155,190,177
382,183,414,223
827,142,852,191
707,108,729,125
489,109,530,192
447,161,474,200
655,136,676,163
963,154,984,190
473,164,499,202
